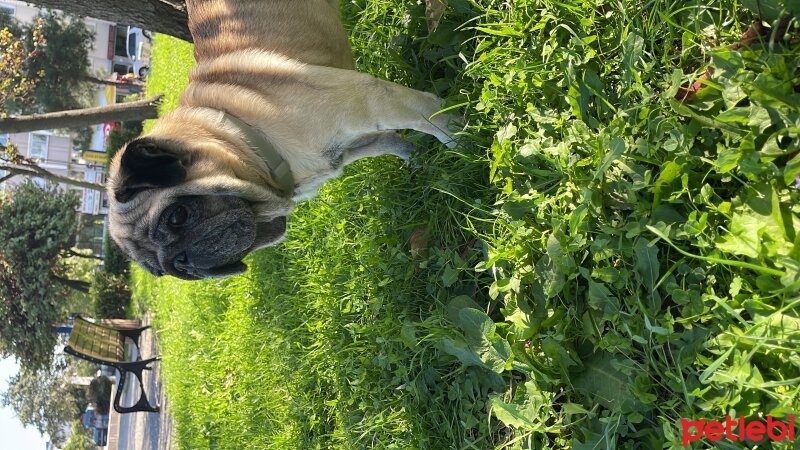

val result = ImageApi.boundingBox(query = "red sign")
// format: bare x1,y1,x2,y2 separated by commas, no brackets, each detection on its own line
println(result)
102,122,119,138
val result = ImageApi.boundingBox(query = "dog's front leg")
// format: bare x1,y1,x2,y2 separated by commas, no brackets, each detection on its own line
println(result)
306,67,461,149
340,132,415,164
358,77,460,149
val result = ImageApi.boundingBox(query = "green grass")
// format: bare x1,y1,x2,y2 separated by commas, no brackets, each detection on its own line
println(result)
133,1,800,448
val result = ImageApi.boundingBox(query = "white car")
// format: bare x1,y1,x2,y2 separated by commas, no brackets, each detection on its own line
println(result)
125,26,151,78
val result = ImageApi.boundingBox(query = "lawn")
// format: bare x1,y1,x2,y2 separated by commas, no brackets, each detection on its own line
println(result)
132,1,800,448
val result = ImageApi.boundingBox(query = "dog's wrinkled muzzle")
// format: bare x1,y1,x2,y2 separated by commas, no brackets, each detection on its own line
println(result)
164,208,255,280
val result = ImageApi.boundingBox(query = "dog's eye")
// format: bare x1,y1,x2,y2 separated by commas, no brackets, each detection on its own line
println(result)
168,205,189,228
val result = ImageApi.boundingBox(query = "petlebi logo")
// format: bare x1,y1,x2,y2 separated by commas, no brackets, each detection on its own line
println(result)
680,415,796,446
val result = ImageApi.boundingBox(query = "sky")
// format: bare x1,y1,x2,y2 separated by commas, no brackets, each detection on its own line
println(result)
0,357,49,450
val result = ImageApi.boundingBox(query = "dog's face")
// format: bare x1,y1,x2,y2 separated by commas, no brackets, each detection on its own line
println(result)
107,136,293,280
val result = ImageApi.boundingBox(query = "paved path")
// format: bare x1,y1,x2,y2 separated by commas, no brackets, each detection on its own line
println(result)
108,314,175,450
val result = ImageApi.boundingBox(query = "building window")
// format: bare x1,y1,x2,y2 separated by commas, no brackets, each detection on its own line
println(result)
0,3,15,16
29,134,49,160
114,26,129,58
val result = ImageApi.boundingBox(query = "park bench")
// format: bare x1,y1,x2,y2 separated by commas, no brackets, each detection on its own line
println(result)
64,316,161,414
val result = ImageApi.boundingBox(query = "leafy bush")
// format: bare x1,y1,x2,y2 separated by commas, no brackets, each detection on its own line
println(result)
0,182,81,367
102,237,128,276
90,271,130,319
61,420,95,450
453,6,800,449
88,376,112,415
0,182,80,262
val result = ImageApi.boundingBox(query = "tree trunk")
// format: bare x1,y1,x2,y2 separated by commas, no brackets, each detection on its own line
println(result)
50,274,91,294
0,95,162,134
26,0,192,42
0,163,106,191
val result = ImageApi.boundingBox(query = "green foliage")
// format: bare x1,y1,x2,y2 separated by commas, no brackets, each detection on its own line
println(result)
22,11,94,113
88,376,111,415
741,0,800,21
90,271,130,319
138,3,800,449
0,362,88,447
1,11,93,114
0,17,43,115
61,420,96,450
0,182,79,261
0,182,81,367
455,1,800,447
102,237,129,276
61,256,101,319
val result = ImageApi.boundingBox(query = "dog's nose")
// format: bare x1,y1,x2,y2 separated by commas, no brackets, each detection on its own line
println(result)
173,252,190,274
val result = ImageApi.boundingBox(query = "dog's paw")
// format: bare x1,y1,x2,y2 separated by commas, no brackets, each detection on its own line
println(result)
433,112,463,148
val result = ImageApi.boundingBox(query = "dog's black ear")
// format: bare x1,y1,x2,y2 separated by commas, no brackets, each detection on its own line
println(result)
114,137,187,203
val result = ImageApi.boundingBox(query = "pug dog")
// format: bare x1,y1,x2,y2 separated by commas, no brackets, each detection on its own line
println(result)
107,0,459,280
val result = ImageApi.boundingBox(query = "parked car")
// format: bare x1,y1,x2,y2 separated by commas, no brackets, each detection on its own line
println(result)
126,26,151,78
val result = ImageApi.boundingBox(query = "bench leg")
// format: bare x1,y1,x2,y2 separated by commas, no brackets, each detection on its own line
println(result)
118,325,152,353
113,357,161,414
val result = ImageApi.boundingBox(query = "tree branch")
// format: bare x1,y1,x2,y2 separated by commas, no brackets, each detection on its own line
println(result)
50,273,90,294
0,163,106,192
63,249,103,261
0,95,162,134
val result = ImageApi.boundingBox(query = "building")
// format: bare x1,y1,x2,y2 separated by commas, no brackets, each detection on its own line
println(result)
0,0,149,254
